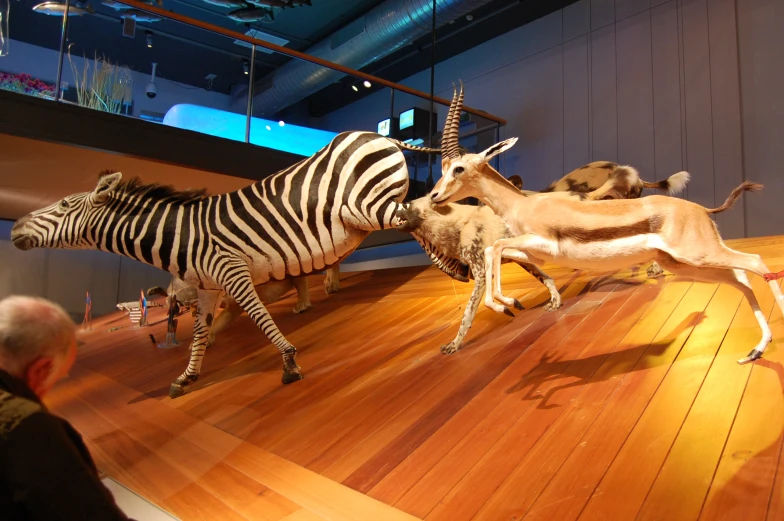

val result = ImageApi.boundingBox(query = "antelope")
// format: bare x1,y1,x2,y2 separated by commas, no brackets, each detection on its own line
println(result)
429,83,784,366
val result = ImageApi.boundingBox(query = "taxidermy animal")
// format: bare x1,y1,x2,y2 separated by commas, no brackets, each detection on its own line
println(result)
200,0,249,8
246,0,290,9
10,131,438,398
393,197,561,354
147,271,330,347
227,6,274,22
33,1,94,16
121,9,162,22
429,82,784,367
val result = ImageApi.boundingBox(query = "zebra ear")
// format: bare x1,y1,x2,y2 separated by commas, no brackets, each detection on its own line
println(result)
479,138,518,163
93,172,123,203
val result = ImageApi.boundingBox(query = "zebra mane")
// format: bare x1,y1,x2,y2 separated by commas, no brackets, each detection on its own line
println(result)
98,171,210,205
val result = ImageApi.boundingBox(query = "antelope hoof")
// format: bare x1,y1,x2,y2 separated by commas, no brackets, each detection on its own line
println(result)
503,307,515,317
282,369,304,385
441,341,461,355
737,349,764,365
169,383,187,398
513,299,524,311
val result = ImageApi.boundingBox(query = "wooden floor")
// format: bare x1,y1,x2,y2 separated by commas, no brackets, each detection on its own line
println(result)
46,236,784,521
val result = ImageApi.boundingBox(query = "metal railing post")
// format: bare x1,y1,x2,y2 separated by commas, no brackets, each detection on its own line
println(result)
55,0,71,101
245,44,257,143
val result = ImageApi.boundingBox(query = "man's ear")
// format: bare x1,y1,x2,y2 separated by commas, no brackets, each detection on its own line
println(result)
93,172,123,204
480,137,518,162
23,356,55,397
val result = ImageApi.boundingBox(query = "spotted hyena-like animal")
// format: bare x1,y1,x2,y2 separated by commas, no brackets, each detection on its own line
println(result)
393,197,562,354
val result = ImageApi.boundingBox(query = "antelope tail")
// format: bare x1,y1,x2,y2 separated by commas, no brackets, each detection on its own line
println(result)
706,181,763,214
641,171,691,194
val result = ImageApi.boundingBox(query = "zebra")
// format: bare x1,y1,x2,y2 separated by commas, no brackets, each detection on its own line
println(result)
11,130,437,398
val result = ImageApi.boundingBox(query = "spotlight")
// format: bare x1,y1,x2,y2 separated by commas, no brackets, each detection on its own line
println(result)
351,85,358,92
265,125,271,130
363,80,371,88
242,59,249,75
278,120,285,127
145,30,152,48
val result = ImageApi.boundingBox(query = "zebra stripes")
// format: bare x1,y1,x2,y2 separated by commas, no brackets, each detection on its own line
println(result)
12,131,411,397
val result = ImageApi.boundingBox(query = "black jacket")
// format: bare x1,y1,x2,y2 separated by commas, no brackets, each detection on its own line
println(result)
0,369,133,521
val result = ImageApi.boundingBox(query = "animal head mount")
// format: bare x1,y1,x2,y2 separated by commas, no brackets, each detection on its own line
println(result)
429,82,521,205
392,197,455,233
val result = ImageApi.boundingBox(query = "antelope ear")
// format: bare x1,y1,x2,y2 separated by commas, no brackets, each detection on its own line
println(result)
93,172,123,203
480,138,518,162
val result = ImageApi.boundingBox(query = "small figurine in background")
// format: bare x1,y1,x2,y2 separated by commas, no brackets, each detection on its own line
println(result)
82,291,92,331
138,289,148,327
164,295,180,346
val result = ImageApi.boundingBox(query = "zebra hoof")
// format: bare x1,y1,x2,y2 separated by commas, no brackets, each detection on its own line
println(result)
513,299,524,310
282,370,304,385
168,383,187,398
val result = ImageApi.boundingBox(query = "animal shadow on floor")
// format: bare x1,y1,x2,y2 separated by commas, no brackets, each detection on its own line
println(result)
505,311,707,409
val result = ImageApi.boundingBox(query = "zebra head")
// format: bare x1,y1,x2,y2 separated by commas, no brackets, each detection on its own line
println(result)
11,172,123,251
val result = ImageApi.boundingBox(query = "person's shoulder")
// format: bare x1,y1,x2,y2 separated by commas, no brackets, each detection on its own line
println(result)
0,391,43,439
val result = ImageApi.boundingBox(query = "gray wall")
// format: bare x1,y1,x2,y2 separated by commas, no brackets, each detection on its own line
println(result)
0,220,171,320
319,0,783,239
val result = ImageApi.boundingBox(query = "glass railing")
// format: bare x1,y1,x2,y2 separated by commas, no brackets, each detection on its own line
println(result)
2,0,504,184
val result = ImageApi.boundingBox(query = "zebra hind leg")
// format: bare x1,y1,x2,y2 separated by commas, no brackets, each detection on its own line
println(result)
223,264,303,385
169,289,223,399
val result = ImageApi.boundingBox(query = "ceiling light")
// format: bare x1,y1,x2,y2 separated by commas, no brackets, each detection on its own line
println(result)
242,59,249,75
278,120,285,127
145,30,152,48
363,80,371,88
265,125,271,130
351,85,358,92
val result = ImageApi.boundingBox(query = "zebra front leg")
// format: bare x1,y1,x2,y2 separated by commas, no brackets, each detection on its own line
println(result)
170,289,223,399
442,264,485,355
223,265,303,385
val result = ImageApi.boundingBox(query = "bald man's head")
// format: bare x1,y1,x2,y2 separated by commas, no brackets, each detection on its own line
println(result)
0,296,77,397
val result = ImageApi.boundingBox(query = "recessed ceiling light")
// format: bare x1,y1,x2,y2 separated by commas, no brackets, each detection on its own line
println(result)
278,120,285,127
351,85,358,92
363,80,371,88
265,125,271,130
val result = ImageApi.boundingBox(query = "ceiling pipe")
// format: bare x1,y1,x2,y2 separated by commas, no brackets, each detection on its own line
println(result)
251,0,495,116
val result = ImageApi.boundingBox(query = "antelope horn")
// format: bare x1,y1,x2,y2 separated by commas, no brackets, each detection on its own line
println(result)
443,80,464,159
440,83,458,153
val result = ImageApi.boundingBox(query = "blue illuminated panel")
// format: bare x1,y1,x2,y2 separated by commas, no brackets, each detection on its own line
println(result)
377,118,391,136
162,104,338,157
399,108,414,130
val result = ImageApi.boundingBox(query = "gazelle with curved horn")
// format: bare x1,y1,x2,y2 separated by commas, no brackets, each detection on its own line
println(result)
428,83,784,366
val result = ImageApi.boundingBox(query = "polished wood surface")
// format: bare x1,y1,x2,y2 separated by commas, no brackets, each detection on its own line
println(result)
46,236,784,521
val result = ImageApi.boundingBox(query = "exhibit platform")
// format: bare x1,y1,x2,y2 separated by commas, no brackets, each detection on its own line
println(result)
46,235,784,521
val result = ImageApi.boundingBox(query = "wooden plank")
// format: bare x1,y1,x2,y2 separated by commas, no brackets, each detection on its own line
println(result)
681,0,716,209
563,35,591,172
650,0,686,184
389,281,650,518
736,0,784,237
566,283,742,521
616,10,655,177
590,24,618,162
706,0,745,239
699,282,784,521
591,0,616,29
616,0,651,21
635,273,779,521
468,280,718,521
424,278,699,521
